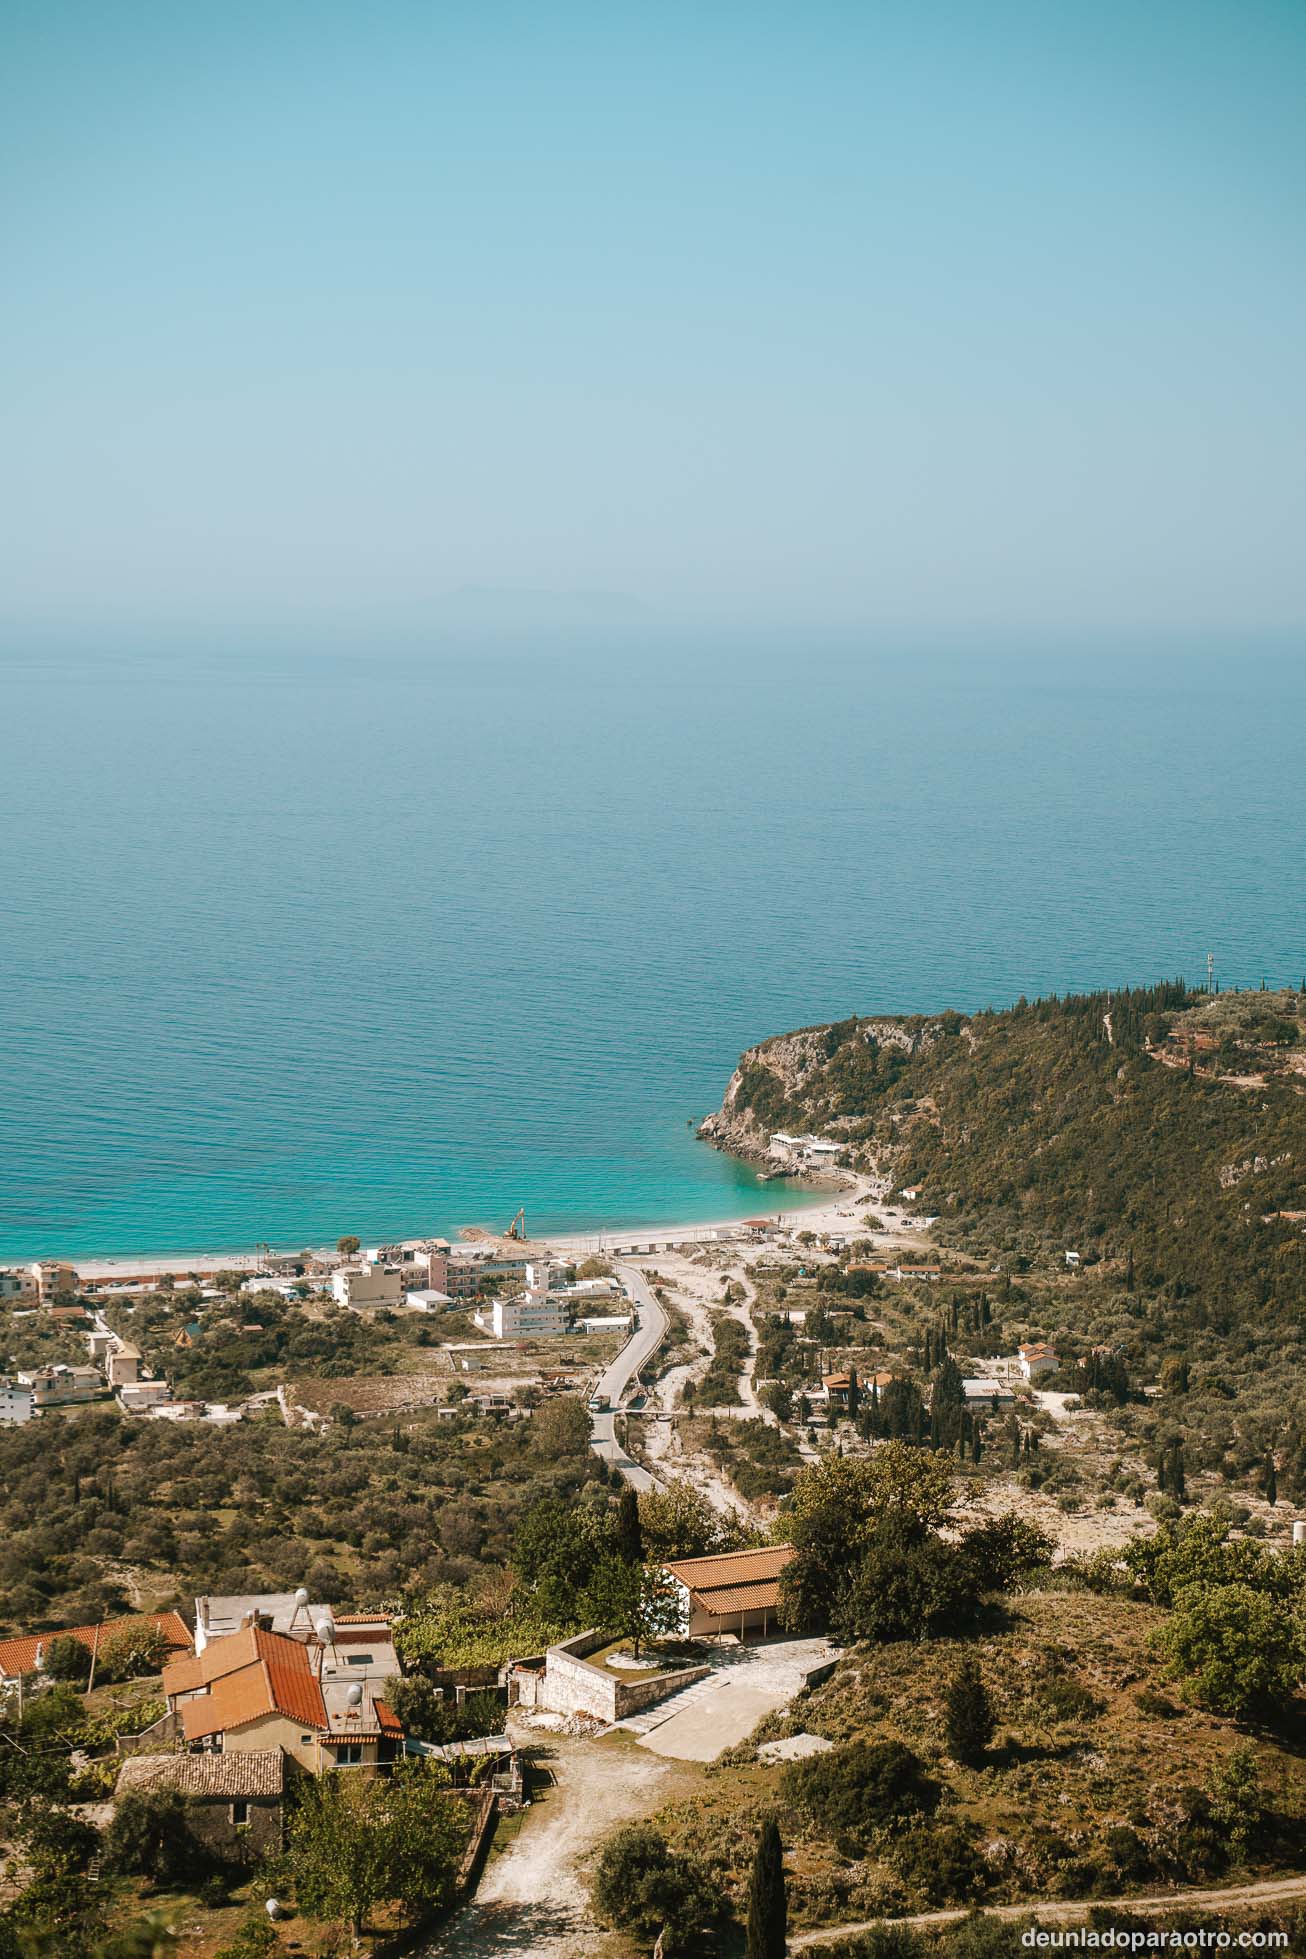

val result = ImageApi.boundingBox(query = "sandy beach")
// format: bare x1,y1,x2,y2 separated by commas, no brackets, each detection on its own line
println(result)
59,1172,897,1282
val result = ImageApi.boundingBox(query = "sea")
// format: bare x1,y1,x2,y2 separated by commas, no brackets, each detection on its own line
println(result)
3,634,1304,1261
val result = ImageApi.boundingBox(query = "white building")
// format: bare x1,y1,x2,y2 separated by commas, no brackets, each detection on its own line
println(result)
404,1289,453,1312
0,1384,35,1426
331,1266,403,1311
0,1271,38,1303
241,1276,304,1301
106,1343,143,1387
474,1292,572,1339
18,1364,103,1406
1019,1343,1060,1381
117,1379,175,1413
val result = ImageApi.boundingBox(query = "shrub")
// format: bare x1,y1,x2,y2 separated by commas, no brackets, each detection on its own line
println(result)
41,1635,91,1685
592,1823,724,1955
102,1790,210,1887
1156,1581,1306,1720
892,1820,987,1906
781,1740,938,1852
1205,1744,1272,1856
214,1916,279,1959
1042,1673,1104,1722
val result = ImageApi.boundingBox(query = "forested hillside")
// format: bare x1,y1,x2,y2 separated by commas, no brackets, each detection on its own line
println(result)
711,983,1304,1295
706,985,1306,1491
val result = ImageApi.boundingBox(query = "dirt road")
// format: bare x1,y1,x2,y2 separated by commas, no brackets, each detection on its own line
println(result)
790,1873,1306,1949
422,1729,695,1959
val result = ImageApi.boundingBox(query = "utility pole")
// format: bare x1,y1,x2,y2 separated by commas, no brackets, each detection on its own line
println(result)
1206,951,1215,995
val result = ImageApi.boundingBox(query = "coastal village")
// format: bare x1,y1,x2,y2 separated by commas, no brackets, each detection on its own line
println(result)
3,1000,1306,1959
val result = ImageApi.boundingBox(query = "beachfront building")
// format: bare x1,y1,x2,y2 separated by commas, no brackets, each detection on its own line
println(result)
474,1291,572,1339
331,1265,403,1311
0,1270,38,1302
29,1261,79,1301
0,1383,35,1426
662,1545,795,1640
437,1246,533,1300
769,1133,847,1169
241,1276,305,1301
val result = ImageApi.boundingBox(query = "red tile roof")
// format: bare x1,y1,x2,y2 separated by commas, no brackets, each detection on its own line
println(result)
0,1611,191,1680
694,1579,786,1615
664,1545,794,1591
373,1699,404,1736
172,1625,328,1738
663,1546,795,1620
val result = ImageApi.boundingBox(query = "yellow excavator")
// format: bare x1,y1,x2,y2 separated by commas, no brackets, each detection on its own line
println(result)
506,1207,527,1241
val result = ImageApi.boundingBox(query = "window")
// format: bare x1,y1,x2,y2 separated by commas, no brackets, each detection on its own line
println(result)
300,1734,315,1745
346,1653,373,1666
230,1801,249,1827
335,1743,362,1765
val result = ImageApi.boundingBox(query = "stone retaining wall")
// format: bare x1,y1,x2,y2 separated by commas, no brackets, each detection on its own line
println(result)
514,1630,710,1722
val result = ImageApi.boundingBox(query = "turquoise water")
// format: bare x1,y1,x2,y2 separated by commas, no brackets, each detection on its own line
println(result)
3,639,1304,1259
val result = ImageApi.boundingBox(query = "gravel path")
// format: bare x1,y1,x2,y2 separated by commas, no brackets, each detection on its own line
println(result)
790,1873,1306,1949
421,1731,691,1959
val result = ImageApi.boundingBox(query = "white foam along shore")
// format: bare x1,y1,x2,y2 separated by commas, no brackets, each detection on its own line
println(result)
54,1173,879,1282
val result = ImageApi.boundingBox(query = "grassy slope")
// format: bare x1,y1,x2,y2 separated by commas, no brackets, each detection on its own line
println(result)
649,1591,1306,1931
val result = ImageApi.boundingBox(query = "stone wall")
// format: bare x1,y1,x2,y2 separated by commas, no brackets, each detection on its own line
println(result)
523,1631,709,1722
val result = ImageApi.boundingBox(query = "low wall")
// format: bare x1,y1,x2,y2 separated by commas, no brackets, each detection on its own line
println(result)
531,1630,709,1723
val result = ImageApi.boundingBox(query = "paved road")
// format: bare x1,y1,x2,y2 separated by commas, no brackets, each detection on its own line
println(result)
588,1264,667,1491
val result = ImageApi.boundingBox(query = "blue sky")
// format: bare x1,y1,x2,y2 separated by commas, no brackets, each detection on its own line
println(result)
3,0,1305,639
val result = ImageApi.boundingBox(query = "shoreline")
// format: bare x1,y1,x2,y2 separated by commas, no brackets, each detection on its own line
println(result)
24,1173,864,1282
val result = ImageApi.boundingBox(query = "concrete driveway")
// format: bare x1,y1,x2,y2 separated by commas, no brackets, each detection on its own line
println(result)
619,1636,840,1762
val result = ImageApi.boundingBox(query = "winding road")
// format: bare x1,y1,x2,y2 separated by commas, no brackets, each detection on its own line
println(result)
587,1262,668,1492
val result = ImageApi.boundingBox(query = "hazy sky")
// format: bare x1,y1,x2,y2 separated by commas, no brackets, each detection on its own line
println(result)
3,0,1305,638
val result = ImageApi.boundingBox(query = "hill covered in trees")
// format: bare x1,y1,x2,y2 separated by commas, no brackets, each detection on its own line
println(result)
704,984,1306,1495
707,982,1304,1295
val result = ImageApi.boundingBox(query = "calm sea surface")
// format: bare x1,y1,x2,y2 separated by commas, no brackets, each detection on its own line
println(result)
3,639,1303,1259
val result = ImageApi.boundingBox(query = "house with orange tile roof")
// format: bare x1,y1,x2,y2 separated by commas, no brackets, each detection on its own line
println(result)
661,1545,795,1639
1019,1342,1060,1381
0,1610,191,1683
163,1621,404,1775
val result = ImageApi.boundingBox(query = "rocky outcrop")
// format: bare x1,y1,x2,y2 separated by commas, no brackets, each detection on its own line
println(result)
699,1015,948,1166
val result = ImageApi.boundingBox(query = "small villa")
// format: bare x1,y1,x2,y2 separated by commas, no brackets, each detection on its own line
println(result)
662,1545,795,1640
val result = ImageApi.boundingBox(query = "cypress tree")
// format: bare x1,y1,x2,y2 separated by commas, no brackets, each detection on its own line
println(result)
944,1655,995,1765
1265,1455,1278,1506
615,1485,643,1563
746,1818,787,1959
